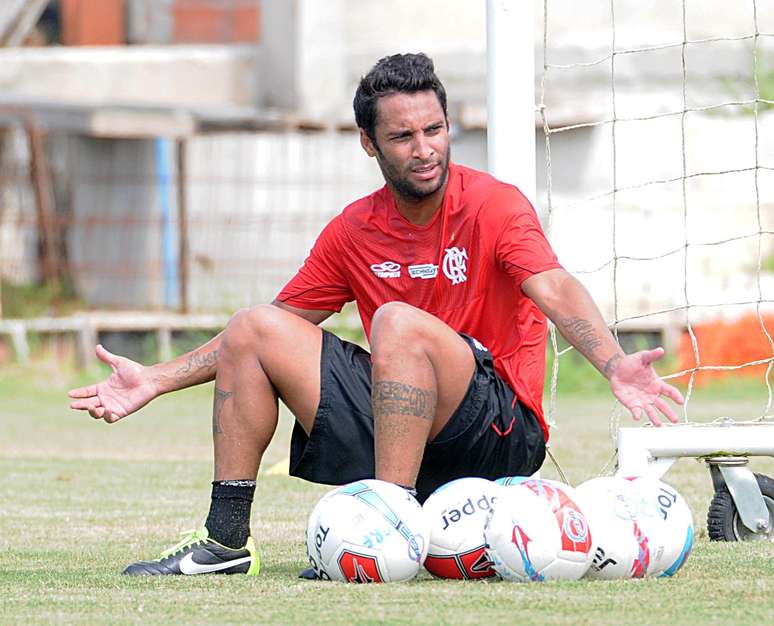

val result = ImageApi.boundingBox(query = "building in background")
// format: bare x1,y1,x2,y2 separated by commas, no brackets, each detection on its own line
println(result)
0,1,772,328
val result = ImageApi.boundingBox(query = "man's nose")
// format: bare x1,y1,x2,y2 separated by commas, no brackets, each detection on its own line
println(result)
412,133,434,160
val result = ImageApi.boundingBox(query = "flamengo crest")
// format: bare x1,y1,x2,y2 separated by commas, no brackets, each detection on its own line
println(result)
442,247,468,285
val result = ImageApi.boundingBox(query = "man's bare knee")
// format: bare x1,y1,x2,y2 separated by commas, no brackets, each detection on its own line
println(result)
371,302,427,350
221,304,292,358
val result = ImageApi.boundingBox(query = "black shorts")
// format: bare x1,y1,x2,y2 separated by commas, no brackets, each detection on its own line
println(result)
289,330,546,502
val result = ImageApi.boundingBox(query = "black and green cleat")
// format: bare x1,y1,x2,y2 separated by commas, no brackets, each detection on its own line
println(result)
122,527,260,576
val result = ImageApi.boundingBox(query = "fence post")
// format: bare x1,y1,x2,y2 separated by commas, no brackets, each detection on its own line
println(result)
158,326,172,362
176,138,189,313
26,123,60,289
76,320,97,369
10,321,29,364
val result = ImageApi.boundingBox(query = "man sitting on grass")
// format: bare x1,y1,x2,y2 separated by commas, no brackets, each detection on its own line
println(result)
68,53,684,576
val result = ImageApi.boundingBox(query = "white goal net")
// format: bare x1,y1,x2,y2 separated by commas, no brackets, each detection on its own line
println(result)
539,0,774,440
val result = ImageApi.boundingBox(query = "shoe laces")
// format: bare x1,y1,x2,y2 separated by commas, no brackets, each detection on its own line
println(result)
159,527,209,559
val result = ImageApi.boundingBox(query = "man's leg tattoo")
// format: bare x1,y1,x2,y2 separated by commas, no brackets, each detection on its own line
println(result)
212,387,233,435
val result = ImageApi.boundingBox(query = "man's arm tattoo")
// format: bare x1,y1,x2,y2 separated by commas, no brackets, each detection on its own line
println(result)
372,381,437,421
603,354,623,377
212,387,233,435
559,316,602,355
175,349,219,380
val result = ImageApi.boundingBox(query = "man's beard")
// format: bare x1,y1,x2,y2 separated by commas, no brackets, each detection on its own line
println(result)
375,145,451,202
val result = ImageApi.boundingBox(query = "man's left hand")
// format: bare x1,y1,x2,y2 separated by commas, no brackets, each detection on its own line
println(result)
608,347,685,426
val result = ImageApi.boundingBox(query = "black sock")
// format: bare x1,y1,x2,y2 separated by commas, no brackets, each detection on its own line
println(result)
204,480,256,549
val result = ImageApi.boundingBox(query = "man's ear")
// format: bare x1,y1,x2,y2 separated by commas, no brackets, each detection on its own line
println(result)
359,128,377,157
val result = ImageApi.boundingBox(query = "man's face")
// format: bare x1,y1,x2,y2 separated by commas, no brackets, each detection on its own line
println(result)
360,90,450,201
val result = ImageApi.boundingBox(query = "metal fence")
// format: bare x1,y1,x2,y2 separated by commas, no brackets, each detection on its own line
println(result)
0,123,384,315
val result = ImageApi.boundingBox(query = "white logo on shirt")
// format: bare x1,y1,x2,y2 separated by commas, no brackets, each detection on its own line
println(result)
442,247,468,285
408,264,438,279
370,261,401,278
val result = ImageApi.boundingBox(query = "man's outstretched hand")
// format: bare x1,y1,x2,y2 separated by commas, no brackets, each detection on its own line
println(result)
68,344,159,423
608,347,685,427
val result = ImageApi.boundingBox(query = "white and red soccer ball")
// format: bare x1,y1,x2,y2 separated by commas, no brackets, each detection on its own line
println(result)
484,478,594,581
422,477,500,579
305,479,429,583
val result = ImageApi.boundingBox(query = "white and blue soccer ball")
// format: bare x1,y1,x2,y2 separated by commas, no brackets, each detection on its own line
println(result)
574,476,694,579
484,479,594,581
624,476,694,577
574,476,646,579
305,479,430,583
422,477,500,579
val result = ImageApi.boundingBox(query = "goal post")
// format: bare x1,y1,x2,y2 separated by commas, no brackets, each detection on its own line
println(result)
617,423,774,480
486,0,536,206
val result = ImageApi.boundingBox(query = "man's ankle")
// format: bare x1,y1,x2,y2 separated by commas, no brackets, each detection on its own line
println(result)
205,479,256,548
396,484,418,498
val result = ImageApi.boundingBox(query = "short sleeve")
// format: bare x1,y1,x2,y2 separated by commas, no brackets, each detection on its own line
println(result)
484,185,562,285
276,216,354,311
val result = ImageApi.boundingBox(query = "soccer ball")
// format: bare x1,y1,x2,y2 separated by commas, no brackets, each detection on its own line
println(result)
484,479,593,581
494,475,530,487
574,476,694,579
574,476,647,579
625,476,694,577
305,479,430,583
422,477,500,579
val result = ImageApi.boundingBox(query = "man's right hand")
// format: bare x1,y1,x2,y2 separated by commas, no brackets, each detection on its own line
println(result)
68,344,159,423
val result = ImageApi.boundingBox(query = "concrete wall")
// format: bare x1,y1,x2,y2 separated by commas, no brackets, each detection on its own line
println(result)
125,0,175,45
0,45,258,108
67,137,166,308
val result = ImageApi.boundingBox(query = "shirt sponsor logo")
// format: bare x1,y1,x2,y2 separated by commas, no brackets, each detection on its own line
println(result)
370,261,401,278
442,247,468,285
408,264,438,279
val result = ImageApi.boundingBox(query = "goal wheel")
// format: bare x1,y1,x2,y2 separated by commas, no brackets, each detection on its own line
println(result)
707,473,774,541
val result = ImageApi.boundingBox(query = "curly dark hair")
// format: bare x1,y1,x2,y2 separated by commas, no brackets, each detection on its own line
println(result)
353,53,448,142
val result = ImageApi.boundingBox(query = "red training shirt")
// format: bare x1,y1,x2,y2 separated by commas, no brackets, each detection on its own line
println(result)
277,163,562,440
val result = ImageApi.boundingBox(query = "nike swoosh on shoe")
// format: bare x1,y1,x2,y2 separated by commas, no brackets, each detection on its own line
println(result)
178,553,253,575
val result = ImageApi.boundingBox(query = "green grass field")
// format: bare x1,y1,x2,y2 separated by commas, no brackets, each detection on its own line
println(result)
2,362,774,625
